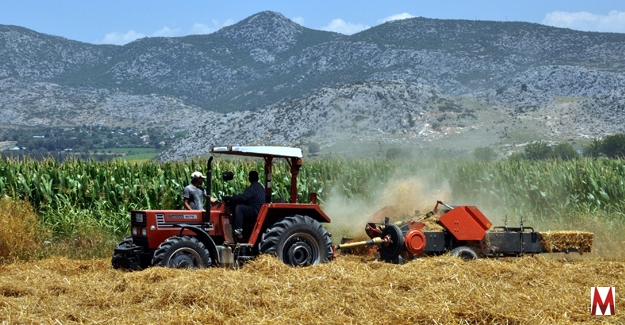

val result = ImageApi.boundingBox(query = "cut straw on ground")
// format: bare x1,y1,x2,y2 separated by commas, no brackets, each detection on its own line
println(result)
0,255,623,324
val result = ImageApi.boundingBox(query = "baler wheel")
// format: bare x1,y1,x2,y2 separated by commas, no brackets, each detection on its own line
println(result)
259,215,333,266
152,236,212,268
450,246,478,260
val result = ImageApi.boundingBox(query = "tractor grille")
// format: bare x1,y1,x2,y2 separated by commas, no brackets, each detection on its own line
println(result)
156,214,165,226
132,236,149,249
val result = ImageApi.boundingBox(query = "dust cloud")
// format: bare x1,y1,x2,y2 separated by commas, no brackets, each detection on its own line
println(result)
323,170,451,242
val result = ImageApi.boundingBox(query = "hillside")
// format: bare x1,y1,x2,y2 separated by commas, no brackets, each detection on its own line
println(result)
1,11,625,160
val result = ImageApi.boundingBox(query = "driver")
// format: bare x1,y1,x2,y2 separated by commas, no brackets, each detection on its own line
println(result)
232,171,265,236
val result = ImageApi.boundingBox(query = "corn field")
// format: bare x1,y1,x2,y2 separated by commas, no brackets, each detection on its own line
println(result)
0,157,623,238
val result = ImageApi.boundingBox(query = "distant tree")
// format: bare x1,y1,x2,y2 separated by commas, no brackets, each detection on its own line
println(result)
583,139,603,158
524,141,551,160
386,147,407,160
601,134,625,158
551,143,579,160
508,152,525,162
308,142,320,155
473,146,497,161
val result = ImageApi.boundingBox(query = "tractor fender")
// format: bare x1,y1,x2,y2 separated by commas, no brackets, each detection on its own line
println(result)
174,224,221,266
248,203,331,245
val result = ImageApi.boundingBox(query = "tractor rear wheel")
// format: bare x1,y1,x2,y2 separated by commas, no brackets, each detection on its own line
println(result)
259,215,333,266
450,246,478,260
152,236,212,268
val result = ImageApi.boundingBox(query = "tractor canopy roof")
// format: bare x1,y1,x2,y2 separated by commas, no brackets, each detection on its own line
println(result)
210,146,303,159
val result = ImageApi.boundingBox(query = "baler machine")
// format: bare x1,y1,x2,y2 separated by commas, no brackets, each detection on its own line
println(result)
337,201,593,263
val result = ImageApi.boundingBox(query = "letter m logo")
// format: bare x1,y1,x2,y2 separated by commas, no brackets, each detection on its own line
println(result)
591,287,615,316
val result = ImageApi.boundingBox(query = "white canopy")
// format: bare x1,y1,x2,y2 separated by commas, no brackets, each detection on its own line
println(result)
210,146,303,159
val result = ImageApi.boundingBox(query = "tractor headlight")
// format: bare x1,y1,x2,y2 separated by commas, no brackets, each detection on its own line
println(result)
141,228,147,236
131,227,138,236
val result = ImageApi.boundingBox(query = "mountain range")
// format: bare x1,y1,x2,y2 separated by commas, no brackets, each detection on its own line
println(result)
1,11,624,160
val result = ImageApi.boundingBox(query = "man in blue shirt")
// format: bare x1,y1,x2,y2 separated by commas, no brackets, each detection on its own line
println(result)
232,171,265,236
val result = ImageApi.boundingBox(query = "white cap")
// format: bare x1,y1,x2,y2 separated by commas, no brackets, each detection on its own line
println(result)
191,171,207,179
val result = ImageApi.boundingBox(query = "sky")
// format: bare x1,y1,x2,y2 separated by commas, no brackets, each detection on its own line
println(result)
1,1,625,45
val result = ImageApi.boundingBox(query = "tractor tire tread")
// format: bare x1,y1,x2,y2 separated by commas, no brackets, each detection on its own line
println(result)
259,215,333,265
151,236,211,268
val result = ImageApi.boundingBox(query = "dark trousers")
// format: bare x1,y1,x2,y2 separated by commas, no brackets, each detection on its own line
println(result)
234,205,257,230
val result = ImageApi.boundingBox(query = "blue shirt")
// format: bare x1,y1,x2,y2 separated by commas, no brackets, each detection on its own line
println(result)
232,181,265,211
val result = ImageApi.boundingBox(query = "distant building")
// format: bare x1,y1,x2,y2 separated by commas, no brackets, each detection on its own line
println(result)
33,135,45,139
140,135,150,142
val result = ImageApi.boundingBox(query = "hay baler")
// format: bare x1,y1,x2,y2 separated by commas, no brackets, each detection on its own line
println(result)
337,201,593,263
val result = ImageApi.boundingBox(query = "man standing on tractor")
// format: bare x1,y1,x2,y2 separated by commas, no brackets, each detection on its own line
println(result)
184,171,216,210
232,170,265,236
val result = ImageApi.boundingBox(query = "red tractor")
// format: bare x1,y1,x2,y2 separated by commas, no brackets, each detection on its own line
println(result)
112,146,333,269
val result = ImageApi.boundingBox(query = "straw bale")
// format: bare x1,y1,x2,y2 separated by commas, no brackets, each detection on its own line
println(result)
539,231,594,253
421,216,444,231
369,206,444,232
0,255,623,324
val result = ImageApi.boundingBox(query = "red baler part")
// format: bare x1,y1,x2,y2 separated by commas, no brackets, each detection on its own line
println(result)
439,206,492,241
365,223,383,239
404,229,426,256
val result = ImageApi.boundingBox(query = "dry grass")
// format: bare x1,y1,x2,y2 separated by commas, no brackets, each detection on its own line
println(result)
0,255,623,324
0,197,48,263
0,197,118,262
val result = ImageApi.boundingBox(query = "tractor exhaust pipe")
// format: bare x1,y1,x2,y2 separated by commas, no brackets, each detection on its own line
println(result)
205,156,213,211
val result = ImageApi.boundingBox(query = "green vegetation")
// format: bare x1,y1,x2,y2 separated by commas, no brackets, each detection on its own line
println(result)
517,141,579,161
1,155,624,254
585,134,625,159
0,126,175,161
473,146,497,161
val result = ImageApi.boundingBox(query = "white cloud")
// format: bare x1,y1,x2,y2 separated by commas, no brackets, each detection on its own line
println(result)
152,26,183,37
321,19,370,35
190,23,217,35
542,10,625,33
190,19,235,35
98,18,237,45
99,30,146,45
292,16,305,26
378,12,415,24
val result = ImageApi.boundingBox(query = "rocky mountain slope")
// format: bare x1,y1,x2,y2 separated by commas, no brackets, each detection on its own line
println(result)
1,11,625,160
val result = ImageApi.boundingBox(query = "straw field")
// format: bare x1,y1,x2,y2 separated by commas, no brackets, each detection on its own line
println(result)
0,255,622,324
1,157,625,323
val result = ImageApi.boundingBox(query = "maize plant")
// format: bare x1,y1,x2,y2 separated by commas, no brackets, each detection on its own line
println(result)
0,156,624,238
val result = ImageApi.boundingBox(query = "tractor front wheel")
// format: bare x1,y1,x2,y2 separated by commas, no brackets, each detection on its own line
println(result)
259,215,333,266
152,236,212,268
450,246,478,260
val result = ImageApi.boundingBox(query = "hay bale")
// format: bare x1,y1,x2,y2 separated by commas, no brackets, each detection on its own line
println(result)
421,217,444,231
538,231,593,253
